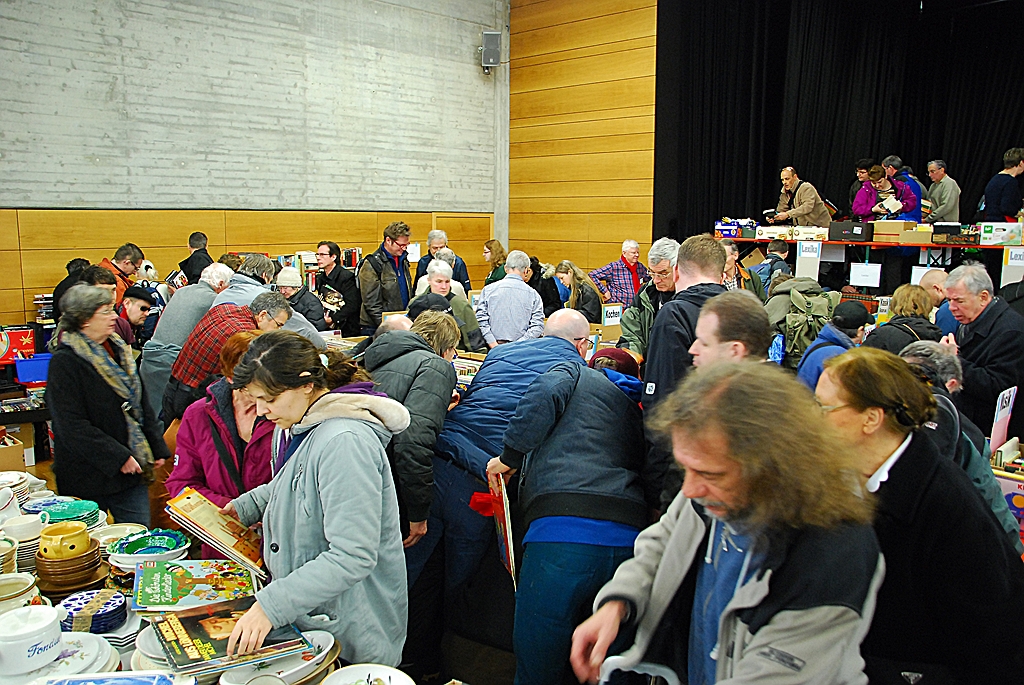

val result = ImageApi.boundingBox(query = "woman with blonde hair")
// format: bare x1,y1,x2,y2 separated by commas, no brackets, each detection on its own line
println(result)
554,260,603,323
483,239,507,285
862,283,941,354
817,347,1024,681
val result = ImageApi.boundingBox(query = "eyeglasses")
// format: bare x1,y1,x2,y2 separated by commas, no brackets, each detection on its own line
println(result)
573,336,596,349
96,306,116,316
815,398,851,413
316,252,332,257
651,269,673,280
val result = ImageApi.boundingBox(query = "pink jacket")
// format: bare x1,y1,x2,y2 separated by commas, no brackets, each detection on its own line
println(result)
852,178,917,222
166,379,274,507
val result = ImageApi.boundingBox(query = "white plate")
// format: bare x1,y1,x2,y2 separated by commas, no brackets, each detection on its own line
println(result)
135,624,169,662
109,547,187,571
133,649,172,672
1,633,110,685
219,631,335,685
322,664,415,685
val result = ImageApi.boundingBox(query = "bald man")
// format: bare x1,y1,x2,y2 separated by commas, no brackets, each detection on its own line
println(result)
919,269,958,336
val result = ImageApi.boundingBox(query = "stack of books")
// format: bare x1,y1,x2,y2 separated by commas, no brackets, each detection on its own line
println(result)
166,488,266,581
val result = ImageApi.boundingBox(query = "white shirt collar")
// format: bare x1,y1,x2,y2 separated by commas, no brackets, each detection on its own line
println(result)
865,433,913,493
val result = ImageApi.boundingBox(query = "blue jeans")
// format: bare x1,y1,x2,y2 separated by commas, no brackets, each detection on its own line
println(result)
404,456,494,590
93,483,151,527
513,542,634,685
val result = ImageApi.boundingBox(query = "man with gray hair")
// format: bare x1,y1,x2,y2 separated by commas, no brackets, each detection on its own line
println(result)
925,160,961,223
588,239,649,305
414,250,467,300
212,253,326,350
939,261,1024,439
413,229,471,293
901,341,1023,554
618,237,679,358
475,249,543,347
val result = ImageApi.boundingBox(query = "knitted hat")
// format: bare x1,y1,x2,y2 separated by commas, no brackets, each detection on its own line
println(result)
276,266,303,288
588,347,640,379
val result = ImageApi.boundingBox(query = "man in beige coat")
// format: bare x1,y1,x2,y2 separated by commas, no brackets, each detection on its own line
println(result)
772,167,832,227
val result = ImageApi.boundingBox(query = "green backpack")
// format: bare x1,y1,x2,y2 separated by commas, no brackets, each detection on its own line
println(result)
781,289,842,370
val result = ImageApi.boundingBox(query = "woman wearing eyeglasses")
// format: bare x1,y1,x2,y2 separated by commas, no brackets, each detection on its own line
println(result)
46,284,170,525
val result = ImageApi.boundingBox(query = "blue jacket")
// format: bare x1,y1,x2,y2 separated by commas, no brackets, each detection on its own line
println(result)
498,363,652,528
894,170,925,222
434,336,586,479
935,300,958,337
796,323,855,389
414,253,471,294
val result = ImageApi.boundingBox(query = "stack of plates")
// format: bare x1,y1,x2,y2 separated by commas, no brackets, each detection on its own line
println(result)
108,529,189,570
91,523,147,561
0,535,18,573
14,535,40,573
59,589,128,634
0,471,30,505
32,499,102,528
3,632,118,685
99,606,142,654
134,624,171,668
218,632,336,685
22,496,75,514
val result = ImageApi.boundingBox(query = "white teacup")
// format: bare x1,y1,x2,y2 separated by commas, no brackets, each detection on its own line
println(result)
2,512,49,541
27,490,54,500
0,604,68,674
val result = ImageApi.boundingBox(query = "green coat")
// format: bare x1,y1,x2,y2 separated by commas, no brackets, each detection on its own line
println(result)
618,281,661,358
484,263,506,286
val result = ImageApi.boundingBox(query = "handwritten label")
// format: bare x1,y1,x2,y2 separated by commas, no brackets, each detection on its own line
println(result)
798,241,821,259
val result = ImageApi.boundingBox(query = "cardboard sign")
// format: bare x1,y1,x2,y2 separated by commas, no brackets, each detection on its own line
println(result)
799,241,821,259
991,386,1018,447
1005,247,1024,267
602,304,622,327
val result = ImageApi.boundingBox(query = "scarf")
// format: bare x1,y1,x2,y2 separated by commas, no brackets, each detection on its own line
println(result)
61,330,155,475
621,256,641,295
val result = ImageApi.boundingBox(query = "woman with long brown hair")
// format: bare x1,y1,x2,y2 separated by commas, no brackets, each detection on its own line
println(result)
220,330,410,666
554,260,603,323
483,238,507,285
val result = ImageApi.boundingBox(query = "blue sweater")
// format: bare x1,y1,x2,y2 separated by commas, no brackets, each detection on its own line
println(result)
984,173,1023,221
796,323,855,390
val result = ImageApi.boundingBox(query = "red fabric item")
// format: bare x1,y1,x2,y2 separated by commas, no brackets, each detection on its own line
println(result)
621,256,641,296
468,491,495,517
171,303,259,388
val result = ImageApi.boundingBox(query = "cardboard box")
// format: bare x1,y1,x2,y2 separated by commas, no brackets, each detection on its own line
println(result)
741,248,766,268
931,222,961,235
899,229,935,245
932,225,981,245
0,436,25,472
792,226,828,241
979,222,1023,246
5,423,34,449
829,221,873,242
873,220,917,236
714,224,742,239
756,226,793,240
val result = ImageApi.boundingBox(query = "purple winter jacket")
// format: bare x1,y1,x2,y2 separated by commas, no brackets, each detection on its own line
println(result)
852,177,917,222
166,379,274,507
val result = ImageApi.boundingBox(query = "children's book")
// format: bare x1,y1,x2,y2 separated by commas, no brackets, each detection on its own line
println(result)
132,560,256,612
166,488,266,580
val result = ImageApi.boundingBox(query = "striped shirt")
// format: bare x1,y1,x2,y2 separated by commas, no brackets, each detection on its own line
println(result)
474,274,544,345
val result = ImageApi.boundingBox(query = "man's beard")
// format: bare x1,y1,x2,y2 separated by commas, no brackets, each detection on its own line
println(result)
693,497,751,524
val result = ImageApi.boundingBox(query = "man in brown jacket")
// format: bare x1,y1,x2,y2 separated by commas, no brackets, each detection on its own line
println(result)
773,166,832,227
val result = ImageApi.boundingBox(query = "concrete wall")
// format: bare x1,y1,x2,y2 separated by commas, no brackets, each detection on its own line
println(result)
0,0,507,212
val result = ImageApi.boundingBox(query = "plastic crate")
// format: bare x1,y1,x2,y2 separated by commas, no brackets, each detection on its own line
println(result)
14,353,51,384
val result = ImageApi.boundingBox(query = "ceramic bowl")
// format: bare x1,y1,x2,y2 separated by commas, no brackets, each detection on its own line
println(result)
39,521,90,560
324,664,416,685
108,528,188,555
0,573,40,616
91,523,146,553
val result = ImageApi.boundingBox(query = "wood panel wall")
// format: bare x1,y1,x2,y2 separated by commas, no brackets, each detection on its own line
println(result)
1,210,492,326
509,0,656,272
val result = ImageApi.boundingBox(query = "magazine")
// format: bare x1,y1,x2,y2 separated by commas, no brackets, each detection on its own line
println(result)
166,488,266,580
487,472,517,589
317,283,344,312
165,270,189,288
133,560,256,612
151,596,310,675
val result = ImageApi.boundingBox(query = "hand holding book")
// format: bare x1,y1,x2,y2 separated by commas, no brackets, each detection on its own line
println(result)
226,600,273,656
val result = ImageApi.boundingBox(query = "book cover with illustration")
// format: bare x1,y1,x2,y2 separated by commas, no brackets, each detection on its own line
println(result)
151,596,309,674
166,488,265,579
487,472,517,590
133,560,256,612
317,284,344,312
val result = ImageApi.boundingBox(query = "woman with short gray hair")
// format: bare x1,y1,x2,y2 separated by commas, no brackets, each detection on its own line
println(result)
414,255,467,299
46,284,170,525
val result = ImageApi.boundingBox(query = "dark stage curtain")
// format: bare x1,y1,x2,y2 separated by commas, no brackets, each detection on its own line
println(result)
654,0,1024,241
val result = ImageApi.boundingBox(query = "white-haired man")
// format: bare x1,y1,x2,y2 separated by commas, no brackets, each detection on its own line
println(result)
413,229,472,293
939,262,1024,439
475,250,544,348
618,237,679,358
589,240,649,305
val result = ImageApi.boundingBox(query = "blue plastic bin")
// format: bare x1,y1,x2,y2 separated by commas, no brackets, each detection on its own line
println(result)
14,353,52,384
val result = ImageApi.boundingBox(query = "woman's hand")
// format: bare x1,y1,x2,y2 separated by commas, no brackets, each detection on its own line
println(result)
570,601,626,684
226,601,273,656
120,456,142,475
219,502,239,520
486,457,514,476
403,521,427,548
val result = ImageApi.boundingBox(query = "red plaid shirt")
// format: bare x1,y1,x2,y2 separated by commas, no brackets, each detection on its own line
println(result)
588,258,650,306
171,304,259,388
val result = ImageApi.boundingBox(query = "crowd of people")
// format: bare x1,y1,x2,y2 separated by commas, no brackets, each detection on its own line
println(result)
41,219,1024,684
763,147,1024,227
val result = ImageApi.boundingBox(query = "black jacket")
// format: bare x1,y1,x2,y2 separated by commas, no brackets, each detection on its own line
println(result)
52,270,85,321
285,285,327,331
572,284,603,324
537,276,563,317
863,431,1024,683
998,278,1024,319
953,297,1024,440
317,264,361,336
46,343,170,500
499,363,653,524
362,330,458,523
861,314,942,355
178,248,213,285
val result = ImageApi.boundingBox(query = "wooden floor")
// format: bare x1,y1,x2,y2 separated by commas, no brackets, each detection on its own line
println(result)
26,458,56,492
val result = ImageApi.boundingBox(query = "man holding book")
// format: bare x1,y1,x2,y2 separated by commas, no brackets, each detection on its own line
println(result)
315,240,361,336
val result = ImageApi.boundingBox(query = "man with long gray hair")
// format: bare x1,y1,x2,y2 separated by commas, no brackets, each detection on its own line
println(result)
939,261,1024,439
589,239,650,305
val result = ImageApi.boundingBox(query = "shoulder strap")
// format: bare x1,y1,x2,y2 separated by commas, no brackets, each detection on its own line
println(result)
888,321,921,341
208,415,245,495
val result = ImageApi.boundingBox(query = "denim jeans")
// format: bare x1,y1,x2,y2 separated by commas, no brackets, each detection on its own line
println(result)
404,456,494,590
93,483,152,526
513,541,634,685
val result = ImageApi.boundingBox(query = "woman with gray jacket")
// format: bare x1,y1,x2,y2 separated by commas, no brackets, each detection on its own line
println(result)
220,330,411,666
